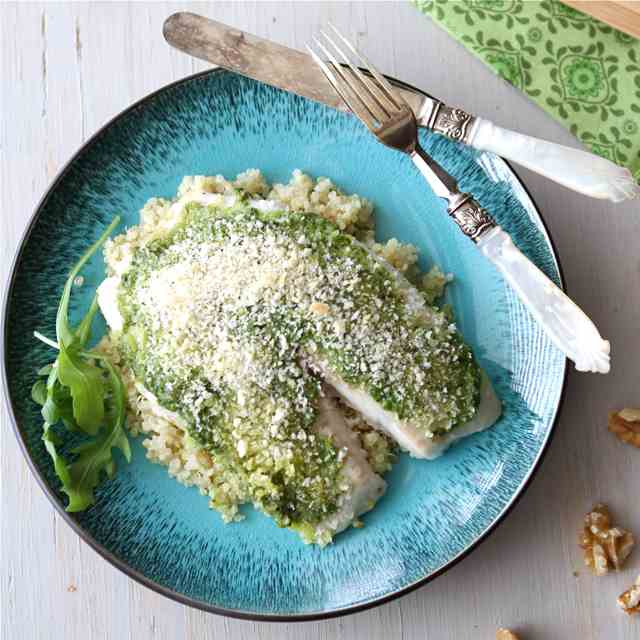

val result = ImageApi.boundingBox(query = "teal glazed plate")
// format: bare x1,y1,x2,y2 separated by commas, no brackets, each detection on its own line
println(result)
2,69,567,620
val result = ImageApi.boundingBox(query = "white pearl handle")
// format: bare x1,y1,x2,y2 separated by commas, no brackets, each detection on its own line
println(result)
468,118,640,203
477,226,611,373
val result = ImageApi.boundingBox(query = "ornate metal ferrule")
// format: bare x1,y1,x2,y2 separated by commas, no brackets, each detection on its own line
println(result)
428,102,476,144
447,194,496,242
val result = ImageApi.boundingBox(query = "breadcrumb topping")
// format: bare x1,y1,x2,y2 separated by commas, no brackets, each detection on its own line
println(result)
99,170,476,543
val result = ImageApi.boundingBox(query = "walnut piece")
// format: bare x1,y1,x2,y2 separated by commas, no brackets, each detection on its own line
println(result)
579,504,635,576
608,408,640,448
309,301,330,316
618,575,640,616
496,629,520,640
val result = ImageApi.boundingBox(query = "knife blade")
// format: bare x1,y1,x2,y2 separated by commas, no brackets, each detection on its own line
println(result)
162,12,449,136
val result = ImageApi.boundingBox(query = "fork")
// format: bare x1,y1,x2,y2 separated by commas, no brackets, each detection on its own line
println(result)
308,26,611,374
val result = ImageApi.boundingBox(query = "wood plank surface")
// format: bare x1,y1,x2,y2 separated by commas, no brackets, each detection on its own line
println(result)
1,2,639,639
563,1,640,39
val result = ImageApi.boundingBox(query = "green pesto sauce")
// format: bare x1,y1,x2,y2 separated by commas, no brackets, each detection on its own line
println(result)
116,202,480,527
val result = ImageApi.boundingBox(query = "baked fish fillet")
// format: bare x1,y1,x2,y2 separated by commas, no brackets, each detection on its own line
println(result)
311,361,500,459
308,391,387,542
307,245,502,459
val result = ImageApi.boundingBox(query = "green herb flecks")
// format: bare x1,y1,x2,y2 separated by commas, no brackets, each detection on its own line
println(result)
115,203,480,528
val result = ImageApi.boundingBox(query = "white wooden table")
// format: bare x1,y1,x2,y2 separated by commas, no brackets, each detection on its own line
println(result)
2,2,639,639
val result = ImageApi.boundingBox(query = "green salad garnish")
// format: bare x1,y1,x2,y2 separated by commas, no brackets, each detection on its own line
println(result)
31,218,131,512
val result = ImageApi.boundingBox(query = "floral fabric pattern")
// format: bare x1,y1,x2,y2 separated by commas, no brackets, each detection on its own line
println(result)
413,0,640,181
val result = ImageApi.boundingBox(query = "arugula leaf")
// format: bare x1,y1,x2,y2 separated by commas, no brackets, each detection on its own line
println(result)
56,218,120,349
57,347,104,434
57,221,118,432
55,221,117,433
42,424,73,489
56,295,105,434
41,366,62,424
36,333,104,434
32,217,131,513
39,371,75,488
63,359,131,512
52,372,79,431
76,297,100,347
36,350,76,429
31,379,47,405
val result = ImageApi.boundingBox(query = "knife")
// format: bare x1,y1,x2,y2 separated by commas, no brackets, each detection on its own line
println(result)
163,12,638,203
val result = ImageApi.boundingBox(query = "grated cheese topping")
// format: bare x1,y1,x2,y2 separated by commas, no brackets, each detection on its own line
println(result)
100,170,478,537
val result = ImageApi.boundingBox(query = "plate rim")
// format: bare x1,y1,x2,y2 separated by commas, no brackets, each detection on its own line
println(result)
1,67,569,622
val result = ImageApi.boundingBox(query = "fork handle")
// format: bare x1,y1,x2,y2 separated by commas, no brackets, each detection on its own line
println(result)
438,192,610,372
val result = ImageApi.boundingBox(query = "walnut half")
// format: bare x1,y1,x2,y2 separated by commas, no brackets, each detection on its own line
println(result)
579,504,635,576
618,575,640,616
608,408,640,448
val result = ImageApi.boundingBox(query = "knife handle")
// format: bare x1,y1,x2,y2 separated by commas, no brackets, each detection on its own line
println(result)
475,223,610,374
416,172,611,373
427,102,639,203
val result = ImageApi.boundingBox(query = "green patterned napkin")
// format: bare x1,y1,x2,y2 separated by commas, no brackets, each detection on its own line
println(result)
413,0,640,181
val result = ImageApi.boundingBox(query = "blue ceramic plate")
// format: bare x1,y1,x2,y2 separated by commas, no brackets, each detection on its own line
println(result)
2,70,567,620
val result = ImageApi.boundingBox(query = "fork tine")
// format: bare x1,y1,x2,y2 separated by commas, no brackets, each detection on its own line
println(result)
311,37,382,128
306,44,377,131
327,23,406,111
318,29,396,119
